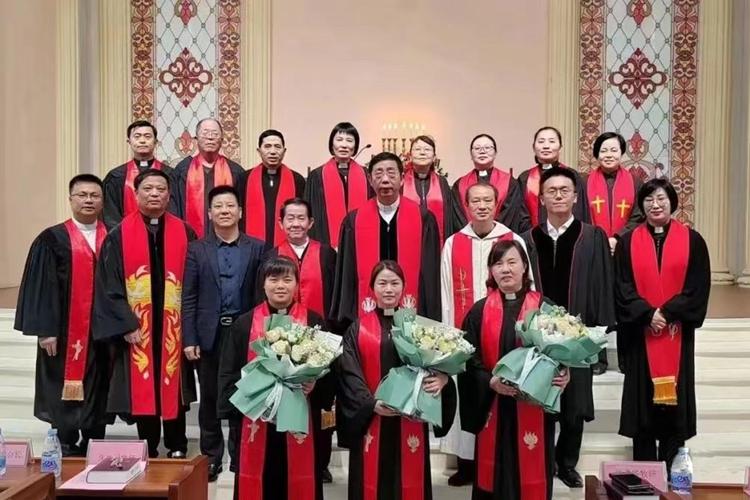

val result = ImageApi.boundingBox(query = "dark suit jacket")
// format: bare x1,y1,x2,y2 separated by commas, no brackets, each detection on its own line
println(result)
182,232,266,351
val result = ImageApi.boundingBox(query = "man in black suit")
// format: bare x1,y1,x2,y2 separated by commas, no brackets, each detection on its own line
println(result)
182,185,265,482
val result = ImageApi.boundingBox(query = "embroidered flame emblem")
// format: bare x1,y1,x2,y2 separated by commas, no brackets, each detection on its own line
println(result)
293,433,307,444
163,271,183,381
523,431,538,450
361,296,377,313
407,434,420,453
401,294,417,310
126,265,152,377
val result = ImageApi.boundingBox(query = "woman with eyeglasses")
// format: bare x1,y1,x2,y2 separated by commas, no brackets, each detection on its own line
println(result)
451,134,531,234
613,178,709,474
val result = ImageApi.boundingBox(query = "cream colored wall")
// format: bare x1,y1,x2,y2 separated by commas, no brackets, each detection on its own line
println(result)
270,0,549,180
0,0,58,287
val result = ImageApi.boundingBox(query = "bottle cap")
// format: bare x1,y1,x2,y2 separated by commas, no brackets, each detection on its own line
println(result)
679,446,689,453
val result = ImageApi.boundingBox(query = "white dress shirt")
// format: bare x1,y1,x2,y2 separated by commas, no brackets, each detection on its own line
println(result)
289,238,309,259
546,214,575,242
72,218,98,251
377,197,400,224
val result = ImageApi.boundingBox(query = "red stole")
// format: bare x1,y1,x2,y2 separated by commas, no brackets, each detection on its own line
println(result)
630,222,690,405
477,290,546,499
524,166,543,227
457,167,510,220
277,240,325,318
61,220,107,401
124,159,164,216
403,170,446,242
121,212,188,419
355,198,422,315
450,231,514,327
586,167,635,237
321,158,368,247
239,302,315,500
245,164,296,246
185,154,233,237
358,311,426,500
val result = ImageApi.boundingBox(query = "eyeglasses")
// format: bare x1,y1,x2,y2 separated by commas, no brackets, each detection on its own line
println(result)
543,187,574,197
371,167,401,179
471,146,495,153
643,196,670,207
198,131,222,139
70,193,102,200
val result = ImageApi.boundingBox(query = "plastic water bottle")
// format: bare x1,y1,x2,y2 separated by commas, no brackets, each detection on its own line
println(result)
670,446,693,495
40,429,62,482
0,428,6,476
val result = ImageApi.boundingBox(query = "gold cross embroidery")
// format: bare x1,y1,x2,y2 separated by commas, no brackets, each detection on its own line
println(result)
455,268,471,311
364,432,374,453
591,195,605,214
616,199,631,218
249,421,259,443
72,340,83,361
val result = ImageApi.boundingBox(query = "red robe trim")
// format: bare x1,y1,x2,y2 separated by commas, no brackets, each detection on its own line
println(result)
277,240,325,318
239,302,315,500
403,170,446,242
185,154,233,237
457,167,510,220
477,289,546,499
358,311,425,500
450,231,514,327
630,222,690,405
586,167,635,237
61,219,107,401
245,164,296,246
321,158,368,248
524,166,542,227
124,159,163,216
121,212,188,419
355,199,422,315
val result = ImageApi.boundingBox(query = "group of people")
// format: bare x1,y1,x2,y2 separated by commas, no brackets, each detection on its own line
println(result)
14,118,711,500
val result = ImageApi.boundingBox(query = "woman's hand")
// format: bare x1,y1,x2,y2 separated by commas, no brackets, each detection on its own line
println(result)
302,381,316,395
489,376,518,397
650,308,667,331
374,400,400,417
552,368,570,389
422,372,449,395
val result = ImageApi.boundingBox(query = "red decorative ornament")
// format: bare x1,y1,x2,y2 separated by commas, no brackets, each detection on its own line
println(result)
175,0,197,26
176,130,196,156
627,0,652,27
158,48,214,107
608,48,668,109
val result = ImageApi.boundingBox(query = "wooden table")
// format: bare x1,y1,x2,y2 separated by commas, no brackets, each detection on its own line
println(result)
585,475,748,499
0,473,54,500
0,456,208,500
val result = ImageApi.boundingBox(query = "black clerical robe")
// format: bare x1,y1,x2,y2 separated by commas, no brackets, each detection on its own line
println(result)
15,223,111,431
335,309,457,500
217,303,329,500
614,222,710,441
102,159,174,229
522,220,615,424
402,169,457,242
330,197,442,325
517,164,589,227
240,164,306,249
451,168,531,234
459,291,556,500
92,214,197,420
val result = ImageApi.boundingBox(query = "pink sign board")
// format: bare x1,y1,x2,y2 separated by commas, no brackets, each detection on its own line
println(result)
5,440,31,466
85,440,148,467
600,460,668,492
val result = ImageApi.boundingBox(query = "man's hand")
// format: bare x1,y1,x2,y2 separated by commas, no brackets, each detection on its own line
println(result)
184,346,201,361
39,337,58,357
552,368,570,389
651,308,667,332
124,329,142,345
489,376,518,397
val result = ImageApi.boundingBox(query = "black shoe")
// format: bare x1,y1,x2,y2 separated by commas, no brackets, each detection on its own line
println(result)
592,362,607,376
447,458,474,487
167,450,186,459
321,468,333,483
208,463,223,482
557,467,583,488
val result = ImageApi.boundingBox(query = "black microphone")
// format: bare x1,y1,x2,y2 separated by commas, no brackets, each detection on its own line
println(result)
353,143,372,160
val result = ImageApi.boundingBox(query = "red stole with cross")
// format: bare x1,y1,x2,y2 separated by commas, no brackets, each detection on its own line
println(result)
450,231,514,327
239,302,316,500
121,212,188,419
277,240,325,318
358,311,426,500
123,159,164,216
186,154,233,237
457,167,510,220
321,158,369,248
245,164,296,246
630,221,690,405
355,198,422,315
403,169,446,242
61,219,107,401
477,289,546,498
586,167,635,237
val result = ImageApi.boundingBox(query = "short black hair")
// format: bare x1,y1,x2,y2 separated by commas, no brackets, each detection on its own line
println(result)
258,129,285,147
69,174,103,194
486,239,531,291
637,177,679,214
410,135,436,152
470,133,497,151
134,168,171,191
261,256,299,283
328,122,360,156
465,182,498,204
127,120,157,140
208,185,239,206
533,126,562,147
593,132,627,158
280,197,312,219
540,165,577,191
195,117,223,136
369,259,405,289
368,151,403,175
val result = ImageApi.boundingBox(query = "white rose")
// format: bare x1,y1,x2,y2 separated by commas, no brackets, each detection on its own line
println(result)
271,340,290,356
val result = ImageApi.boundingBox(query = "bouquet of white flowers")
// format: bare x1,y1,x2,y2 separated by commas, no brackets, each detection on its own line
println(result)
493,303,607,413
230,314,341,434
374,309,475,426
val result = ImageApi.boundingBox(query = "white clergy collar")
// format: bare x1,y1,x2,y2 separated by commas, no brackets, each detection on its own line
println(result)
138,159,150,167
546,214,575,241
377,197,400,224
504,292,517,300
289,238,309,258
476,168,490,178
